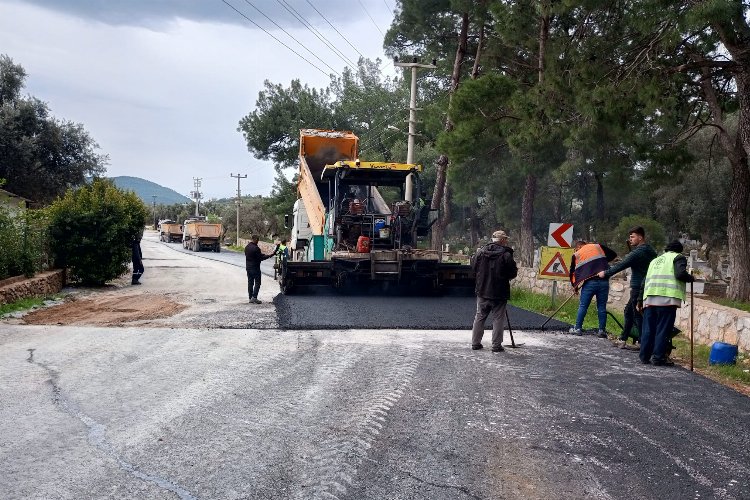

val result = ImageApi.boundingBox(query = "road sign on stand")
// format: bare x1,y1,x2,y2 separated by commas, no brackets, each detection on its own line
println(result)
538,246,575,281
548,223,574,247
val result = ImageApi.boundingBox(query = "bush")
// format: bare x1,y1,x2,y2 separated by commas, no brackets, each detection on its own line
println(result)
0,207,49,280
604,215,666,256
47,178,148,285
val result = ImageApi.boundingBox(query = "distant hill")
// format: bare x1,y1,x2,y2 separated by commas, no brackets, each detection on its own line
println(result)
109,176,191,205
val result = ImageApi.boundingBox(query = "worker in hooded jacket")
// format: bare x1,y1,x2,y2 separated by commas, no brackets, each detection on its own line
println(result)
470,230,518,352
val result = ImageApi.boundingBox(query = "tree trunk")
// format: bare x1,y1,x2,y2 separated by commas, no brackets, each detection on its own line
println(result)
594,172,605,222
520,174,537,266
728,73,750,300
430,11,469,251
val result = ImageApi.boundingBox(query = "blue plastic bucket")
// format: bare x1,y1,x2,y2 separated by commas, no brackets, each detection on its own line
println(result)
708,342,738,365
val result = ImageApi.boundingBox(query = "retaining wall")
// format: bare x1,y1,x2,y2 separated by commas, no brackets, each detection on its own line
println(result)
0,270,66,305
513,266,749,353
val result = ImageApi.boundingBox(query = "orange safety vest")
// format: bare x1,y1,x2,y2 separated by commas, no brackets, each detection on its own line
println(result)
571,243,607,285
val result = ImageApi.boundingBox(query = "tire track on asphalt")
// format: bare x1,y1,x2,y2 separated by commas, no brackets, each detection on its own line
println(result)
296,344,422,499
25,349,197,500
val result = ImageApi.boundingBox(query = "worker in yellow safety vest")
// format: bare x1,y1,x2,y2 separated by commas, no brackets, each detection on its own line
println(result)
273,238,288,280
637,240,694,366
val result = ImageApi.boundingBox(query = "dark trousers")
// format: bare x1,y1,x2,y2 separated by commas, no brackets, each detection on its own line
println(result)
640,306,677,363
621,288,643,341
247,269,261,299
471,297,507,348
132,261,144,283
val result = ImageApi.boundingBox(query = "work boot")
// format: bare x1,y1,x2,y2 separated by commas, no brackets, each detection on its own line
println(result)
491,345,505,352
251,298,262,304
471,344,483,350
597,330,608,338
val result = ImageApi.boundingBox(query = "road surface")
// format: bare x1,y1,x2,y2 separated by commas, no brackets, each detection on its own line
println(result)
1,231,748,499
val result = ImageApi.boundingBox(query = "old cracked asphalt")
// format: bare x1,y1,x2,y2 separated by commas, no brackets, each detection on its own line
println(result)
0,232,748,499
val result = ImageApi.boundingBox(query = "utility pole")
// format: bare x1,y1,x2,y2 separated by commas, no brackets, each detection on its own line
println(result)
230,173,247,244
151,195,157,229
394,57,436,201
191,178,202,216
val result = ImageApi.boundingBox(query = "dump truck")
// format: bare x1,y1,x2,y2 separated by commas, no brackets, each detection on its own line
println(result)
182,219,223,252
160,222,183,243
278,128,473,294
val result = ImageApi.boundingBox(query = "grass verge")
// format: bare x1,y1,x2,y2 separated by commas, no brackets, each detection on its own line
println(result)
0,296,57,316
670,337,750,395
706,297,750,314
509,286,624,332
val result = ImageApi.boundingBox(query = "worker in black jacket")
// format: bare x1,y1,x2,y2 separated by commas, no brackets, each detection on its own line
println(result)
244,235,275,304
470,230,518,352
131,235,144,285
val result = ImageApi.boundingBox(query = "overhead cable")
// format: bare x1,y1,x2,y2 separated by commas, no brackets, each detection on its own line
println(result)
276,0,359,71
242,0,341,76
221,0,332,78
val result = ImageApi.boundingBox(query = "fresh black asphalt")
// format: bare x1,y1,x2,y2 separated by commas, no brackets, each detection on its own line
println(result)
274,294,571,331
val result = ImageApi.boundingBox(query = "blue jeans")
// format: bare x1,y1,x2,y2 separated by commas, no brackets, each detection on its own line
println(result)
640,306,677,363
575,279,609,330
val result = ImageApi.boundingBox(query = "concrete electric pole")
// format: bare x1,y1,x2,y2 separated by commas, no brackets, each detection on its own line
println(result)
151,195,157,228
230,173,247,244
192,178,202,216
394,57,436,201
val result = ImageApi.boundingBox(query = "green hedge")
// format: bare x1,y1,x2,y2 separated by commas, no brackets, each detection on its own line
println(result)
0,207,50,280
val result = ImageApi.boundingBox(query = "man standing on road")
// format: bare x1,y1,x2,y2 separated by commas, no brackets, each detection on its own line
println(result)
596,226,656,347
569,240,617,337
470,230,518,352
245,235,274,304
131,235,144,285
638,240,694,366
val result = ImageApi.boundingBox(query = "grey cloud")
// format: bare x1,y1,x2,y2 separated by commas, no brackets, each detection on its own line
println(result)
15,0,381,28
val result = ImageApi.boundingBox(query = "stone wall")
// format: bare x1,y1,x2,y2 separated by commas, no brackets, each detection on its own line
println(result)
0,270,66,305
513,266,749,353
236,239,278,255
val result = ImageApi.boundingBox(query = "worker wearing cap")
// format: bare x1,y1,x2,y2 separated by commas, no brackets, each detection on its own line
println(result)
638,240,694,366
470,230,518,352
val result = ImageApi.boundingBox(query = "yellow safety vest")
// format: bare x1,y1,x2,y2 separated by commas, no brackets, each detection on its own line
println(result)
644,251,685,301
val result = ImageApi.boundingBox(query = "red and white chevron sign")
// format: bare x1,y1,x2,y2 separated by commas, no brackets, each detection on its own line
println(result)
548,223,573,248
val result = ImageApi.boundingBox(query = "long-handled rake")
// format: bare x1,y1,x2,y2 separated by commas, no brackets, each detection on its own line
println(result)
504,308,524,348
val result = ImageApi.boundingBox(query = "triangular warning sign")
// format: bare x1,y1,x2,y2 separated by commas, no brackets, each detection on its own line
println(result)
540,252,569,277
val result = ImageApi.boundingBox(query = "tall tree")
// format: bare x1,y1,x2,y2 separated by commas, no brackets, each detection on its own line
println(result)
0,55,107,204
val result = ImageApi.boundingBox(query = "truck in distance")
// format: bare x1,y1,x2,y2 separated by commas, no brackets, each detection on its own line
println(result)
182,219,223,252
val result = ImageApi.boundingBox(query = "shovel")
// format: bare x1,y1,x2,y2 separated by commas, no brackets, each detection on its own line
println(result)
504,308,524,348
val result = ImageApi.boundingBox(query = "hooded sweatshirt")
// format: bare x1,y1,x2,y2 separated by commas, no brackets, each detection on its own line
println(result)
603,243,657,290
471,243,518,300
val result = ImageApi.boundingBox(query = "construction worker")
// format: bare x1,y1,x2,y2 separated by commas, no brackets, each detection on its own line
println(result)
245,235,274,304
470,229,518,352
596,226,656,347
273,238,288,280
637,240,694,366
569,240,617,337
131,235,144,285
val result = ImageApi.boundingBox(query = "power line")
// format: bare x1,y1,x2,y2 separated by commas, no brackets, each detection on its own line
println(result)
221,0,332,78
241,0,341,77
276,0,359,71
305,0,366,61
358,0,385,37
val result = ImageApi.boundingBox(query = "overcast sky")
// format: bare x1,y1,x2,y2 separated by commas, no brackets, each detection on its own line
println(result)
0,0,398,200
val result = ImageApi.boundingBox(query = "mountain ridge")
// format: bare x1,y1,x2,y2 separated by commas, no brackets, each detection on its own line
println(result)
109,176,191,205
